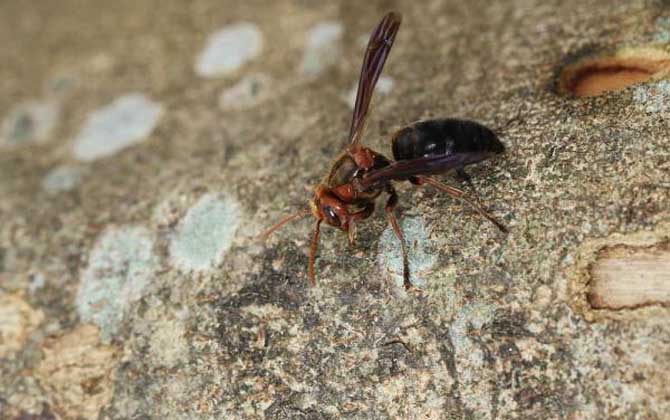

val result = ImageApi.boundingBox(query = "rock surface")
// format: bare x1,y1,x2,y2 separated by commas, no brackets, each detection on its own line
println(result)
1,0,669,419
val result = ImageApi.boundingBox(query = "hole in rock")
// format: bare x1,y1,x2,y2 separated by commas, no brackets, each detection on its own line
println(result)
559,48,670,97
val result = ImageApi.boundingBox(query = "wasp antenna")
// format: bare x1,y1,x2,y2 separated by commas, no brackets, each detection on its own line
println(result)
258,209,311,242
308,219,322,287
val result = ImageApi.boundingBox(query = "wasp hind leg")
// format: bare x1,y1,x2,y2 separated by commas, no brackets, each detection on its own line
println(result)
414,175,508,233
384,185,412,290
456,168,475,190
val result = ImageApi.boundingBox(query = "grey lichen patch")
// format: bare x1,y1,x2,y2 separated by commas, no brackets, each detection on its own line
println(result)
567,221,670,321
299,21,343,76
71,93,163,161
633,79,670,113
195,23,263,78
219,72,274,110
0,292,44,358
35,324,117,420
76,226,158,341
449,303,496,419
654,17,670,43
0,100,59,147
377,216,436,290
168,193,241,272
41,165,84,194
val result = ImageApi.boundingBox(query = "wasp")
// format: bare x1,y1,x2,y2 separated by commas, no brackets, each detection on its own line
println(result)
261,12,508,289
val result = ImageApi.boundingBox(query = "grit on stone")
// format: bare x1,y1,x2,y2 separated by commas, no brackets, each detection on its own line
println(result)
195,23,263,77
71,93,163,161
168,193,241,272
633,80,670,113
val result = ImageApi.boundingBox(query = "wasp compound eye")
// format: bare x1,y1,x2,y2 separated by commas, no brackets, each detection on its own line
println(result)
324,206,340,225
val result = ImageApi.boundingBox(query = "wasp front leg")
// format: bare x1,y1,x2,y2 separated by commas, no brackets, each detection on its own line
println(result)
346,202,375,246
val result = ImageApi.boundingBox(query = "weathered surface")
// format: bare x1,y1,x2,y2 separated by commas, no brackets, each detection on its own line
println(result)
1,0,669,418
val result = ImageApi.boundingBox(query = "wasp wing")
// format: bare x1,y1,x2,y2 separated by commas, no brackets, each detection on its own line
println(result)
357,152,492,192
348,12,402,147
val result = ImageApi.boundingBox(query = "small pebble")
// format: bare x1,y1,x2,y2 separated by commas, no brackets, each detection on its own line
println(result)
195,23,263,77
71,93,163,161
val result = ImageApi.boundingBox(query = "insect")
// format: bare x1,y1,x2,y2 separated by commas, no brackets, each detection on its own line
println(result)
261,11,508,289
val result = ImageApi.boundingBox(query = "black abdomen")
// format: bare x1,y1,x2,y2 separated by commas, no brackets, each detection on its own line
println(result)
392,118,504,162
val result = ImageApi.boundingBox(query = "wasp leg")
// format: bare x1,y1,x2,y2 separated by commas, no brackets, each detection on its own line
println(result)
456,168,488,208
308,219,322,287
456,168,475,189
384,185,411,289
415,175,508,233
347,202,375,246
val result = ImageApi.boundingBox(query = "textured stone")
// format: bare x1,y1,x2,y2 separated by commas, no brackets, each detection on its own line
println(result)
1,1,669,419
35,325,116,419
0,293,44,358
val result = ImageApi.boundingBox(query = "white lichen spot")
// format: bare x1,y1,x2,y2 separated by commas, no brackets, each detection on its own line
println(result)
450,303,495,419
219,72,274,110
0,100,59,147
633,80,670,114
76,226,157,342
41,165,84,194
72,93,163,161
169,193,241,272
345,75,394,109
300,21,344,76
377,216,436,289
195,23,263,77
